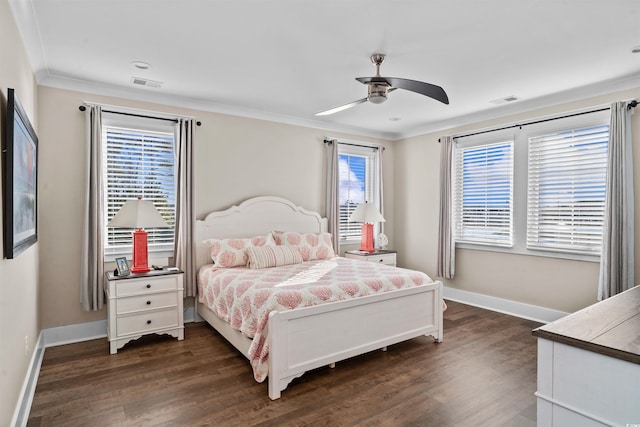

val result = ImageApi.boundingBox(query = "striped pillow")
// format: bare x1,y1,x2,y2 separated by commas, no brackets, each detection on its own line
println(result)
246,245,303,269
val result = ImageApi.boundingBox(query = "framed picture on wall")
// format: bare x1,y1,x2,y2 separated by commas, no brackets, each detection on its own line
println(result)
4,88,38,259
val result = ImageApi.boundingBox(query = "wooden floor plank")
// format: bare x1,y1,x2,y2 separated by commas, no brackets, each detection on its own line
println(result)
27,301,540,426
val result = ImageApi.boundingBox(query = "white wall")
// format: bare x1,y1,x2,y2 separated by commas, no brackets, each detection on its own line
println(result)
395,88,640,314
0,0,40,424
36,85,392,329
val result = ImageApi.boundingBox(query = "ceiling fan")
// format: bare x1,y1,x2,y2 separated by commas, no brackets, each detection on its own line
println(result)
315,54,449,116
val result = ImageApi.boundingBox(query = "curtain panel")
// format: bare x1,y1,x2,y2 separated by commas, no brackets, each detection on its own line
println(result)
437,136,455,279
377,146,385,236
598,101,635,300
81,105,105,311
174,119,197,297
325,140,340,254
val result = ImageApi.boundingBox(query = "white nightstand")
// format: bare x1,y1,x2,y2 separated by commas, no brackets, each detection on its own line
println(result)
344,250,397,266
105,269,184,354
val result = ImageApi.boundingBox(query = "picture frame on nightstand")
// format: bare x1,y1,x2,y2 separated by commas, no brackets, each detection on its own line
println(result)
115,257,130,276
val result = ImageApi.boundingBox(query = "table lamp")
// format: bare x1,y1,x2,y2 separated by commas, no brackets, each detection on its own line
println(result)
107,197,169,273
349,201,385,253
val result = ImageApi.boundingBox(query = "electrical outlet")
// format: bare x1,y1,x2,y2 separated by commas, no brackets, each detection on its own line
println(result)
25,336,29,355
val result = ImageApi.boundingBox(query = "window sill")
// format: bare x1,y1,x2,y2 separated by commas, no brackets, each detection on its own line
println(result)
455,242,600,263
104,249,174,263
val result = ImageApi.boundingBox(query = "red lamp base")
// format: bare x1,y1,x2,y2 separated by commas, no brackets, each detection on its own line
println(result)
131,229,150,273
359,223,375,253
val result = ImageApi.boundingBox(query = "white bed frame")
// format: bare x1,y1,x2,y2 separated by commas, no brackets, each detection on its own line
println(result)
195,196,443,399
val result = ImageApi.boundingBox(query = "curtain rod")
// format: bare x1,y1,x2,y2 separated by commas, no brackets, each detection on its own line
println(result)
79,105,202,126
323,138,385,151
439,99,638,142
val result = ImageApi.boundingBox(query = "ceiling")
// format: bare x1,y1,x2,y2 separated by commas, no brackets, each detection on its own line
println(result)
9,0,640,140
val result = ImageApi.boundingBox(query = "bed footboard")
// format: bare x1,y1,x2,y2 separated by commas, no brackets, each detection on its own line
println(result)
267,280,443,399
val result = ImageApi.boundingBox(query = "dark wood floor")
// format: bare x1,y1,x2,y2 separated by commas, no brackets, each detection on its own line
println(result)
27,301,541,427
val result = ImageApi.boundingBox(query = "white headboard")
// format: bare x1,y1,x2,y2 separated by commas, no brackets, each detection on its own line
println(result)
195,196,328,269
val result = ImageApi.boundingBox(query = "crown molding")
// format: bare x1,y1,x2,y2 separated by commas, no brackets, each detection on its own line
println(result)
397,71,640,140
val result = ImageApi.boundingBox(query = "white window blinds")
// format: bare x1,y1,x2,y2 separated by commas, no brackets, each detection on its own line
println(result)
527,125,609,255
104,126,176,253
338,144,378,241
454,141,514,246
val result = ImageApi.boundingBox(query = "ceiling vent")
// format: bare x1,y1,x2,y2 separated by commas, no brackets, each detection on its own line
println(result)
131,77,163,88
490,95,519,105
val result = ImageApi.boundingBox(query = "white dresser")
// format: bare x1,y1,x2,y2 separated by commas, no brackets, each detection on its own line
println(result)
105,269,184,354
344,250,397,266
532,286,640,426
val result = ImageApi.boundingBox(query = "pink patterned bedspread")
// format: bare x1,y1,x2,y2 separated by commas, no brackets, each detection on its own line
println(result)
197,257,433,382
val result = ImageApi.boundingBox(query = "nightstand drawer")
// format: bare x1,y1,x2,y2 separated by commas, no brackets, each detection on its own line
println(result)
117,309,179,336
116,275,179,296
344,251,397,267
116,292,178,315
366,253,396,265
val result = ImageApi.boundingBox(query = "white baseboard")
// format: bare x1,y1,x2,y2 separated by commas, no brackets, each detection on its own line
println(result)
443,286,568,324
42,320,107,347
11,331,45,427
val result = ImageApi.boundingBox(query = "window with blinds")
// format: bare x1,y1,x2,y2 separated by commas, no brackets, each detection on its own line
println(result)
104,126,176,254
527,125,609,255
454,141,514,246
337,144,378,242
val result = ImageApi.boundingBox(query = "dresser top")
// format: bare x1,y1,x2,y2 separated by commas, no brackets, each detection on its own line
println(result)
532,285,640,365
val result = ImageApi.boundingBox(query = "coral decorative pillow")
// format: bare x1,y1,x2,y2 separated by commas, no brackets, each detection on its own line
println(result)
272,231,335,261
205,234,275,268
246,245,303,269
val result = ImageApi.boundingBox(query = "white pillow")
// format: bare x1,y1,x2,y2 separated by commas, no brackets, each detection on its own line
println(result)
246,245,303,269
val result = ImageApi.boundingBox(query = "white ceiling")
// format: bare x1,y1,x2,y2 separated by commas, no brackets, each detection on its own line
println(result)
9,0,640,140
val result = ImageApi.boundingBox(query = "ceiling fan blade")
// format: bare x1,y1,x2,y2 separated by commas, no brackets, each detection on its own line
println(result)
384,77,449,105
315,97,368,116
356,76,449,105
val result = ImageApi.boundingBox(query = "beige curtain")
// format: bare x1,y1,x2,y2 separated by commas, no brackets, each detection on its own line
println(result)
325,139,339,254
80,105,105,311
174,119,197,296
377,146,385,236
598,101,634,300
437,136,455,279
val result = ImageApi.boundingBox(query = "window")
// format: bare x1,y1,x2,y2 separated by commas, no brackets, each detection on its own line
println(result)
527,125,608,255
453,110,609,260
454,141,514,246
337,143,380,242
103,114,176,258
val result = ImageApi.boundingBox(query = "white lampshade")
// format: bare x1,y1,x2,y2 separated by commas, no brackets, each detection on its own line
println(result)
349,202,385,224
107,198,169,229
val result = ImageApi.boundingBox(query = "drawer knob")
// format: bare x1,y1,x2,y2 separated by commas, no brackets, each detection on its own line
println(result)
146,320,152,325
146,284,151,289
379,259,383,262
146,300,151,305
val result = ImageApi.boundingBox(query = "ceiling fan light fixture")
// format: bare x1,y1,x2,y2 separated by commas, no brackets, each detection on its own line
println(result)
368,95,387,104
368,84,388,104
